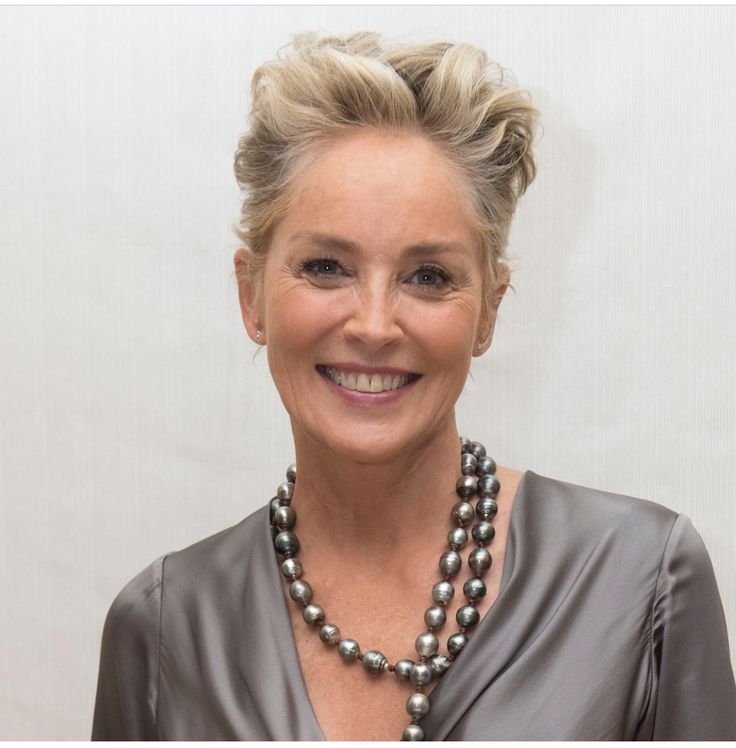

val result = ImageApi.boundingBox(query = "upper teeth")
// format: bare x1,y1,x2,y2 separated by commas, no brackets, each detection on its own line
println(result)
324,367,410,393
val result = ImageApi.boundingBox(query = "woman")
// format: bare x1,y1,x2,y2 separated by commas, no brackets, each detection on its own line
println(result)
92,32,736,741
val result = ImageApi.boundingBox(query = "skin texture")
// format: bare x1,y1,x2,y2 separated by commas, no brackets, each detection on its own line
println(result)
235,129,522,740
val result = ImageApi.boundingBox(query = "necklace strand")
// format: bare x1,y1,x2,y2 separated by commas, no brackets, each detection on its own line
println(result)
269,436,500,741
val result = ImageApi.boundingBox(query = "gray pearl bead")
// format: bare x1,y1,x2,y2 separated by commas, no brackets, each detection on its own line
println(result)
362,650,388,674
432,579,455,606
479,474,501,497
410,662,433,686
468,547,492,574
402,724,425,741
475,455,497,476
269,497,282,524
470,441,486,459
273,531,299,556
273,505,296,530
460,436,472,453
463,576,487,600
457,604,480,628
303,604,325,626
338,639,360,662
319,623,340,645
394,659,414,680
415,632,439,658
424,605,447,629
406,692,430,718
281,557,303,580
286,463,297,483
447,632,468,656
276,481,294,501
456,475,478,498
476,497,498,521
289,579,313,605
439,550,461,578
460,452,477,475
429,654,452,676
451,501,475,526
471,521,495,545
447,527,468,550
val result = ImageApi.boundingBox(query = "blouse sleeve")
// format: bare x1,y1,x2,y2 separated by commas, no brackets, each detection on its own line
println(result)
647,514,736,739
91,555,166,740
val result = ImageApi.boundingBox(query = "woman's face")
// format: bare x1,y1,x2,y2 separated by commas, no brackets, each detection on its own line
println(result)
238,130,504,463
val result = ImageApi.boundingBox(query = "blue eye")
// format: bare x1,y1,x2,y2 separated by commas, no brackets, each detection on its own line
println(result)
300,257,344,276
412,265,450,288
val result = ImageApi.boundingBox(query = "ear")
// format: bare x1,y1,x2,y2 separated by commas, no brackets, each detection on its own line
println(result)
234,249,265,344
473,265,510,357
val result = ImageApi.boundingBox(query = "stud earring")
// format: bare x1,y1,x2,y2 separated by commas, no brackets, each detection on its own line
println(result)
255,330,262,341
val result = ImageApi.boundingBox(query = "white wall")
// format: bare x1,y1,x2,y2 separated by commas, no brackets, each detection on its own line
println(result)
1,6,734,739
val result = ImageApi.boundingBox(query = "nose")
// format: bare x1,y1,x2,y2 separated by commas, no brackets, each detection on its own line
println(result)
342,281,404,349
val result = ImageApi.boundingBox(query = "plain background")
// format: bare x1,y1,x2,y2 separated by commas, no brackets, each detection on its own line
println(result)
1,5,734,739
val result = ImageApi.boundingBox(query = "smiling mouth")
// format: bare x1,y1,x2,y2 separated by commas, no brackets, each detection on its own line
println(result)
317,365,421,393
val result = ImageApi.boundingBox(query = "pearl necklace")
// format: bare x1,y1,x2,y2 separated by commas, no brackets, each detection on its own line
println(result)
269,437,500,741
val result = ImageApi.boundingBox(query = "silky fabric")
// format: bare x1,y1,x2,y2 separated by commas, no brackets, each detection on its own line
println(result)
91,471,736,740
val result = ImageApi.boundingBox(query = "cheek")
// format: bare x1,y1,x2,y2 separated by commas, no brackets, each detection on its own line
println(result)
408,300,479,359
265,277,315,331
264,288,338,370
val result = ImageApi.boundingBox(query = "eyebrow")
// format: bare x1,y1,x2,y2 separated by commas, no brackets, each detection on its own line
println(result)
287,231,470,258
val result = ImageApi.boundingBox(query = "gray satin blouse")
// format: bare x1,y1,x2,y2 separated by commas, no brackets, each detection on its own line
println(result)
92,471,736,740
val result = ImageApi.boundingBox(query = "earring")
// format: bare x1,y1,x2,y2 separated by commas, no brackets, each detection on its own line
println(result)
477,327,494,351
255,330,262,341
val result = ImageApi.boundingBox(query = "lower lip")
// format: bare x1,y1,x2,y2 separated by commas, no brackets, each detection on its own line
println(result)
317,368,420,407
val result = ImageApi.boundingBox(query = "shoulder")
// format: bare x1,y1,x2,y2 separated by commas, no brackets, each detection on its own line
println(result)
105,503,270,633
160,503,271,587
516,470,726,618
101,551,166,659
519,469,680,551
507,470,692,604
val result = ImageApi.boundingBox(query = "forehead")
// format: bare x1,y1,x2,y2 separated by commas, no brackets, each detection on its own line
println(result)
271,130,480,257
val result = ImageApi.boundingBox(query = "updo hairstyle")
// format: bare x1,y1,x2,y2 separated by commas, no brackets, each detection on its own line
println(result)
234,31,537,295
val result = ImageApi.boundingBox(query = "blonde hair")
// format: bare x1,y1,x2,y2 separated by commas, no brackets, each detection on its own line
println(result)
234,31,537,293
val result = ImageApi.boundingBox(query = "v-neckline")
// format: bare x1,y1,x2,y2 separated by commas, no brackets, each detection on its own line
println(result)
264,469,532,741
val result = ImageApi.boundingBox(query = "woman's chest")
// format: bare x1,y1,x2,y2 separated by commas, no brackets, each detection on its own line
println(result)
287,575,504,741
296,643,428,741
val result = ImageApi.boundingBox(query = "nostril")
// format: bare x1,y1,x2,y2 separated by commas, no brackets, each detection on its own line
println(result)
342,312,404,345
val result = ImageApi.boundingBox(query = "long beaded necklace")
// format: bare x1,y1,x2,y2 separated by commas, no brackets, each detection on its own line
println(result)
269,436,500,741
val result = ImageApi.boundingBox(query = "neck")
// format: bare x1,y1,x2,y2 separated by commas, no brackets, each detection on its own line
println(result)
289,420,463,561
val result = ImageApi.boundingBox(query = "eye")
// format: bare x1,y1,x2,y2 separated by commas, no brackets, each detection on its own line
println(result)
409,264,451,289
298,256,346,278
